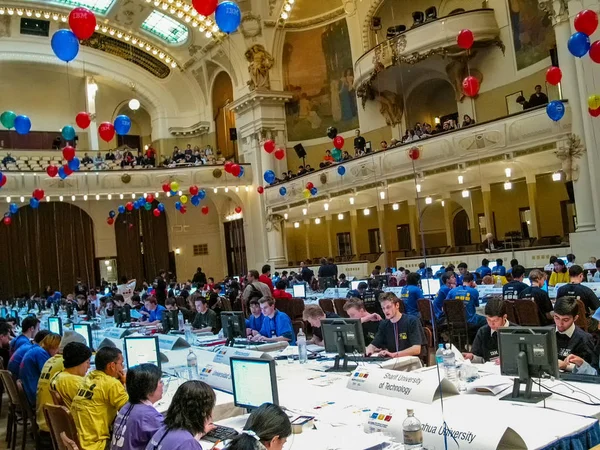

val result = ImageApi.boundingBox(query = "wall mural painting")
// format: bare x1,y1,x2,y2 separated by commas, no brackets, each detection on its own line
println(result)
283,19,358,142
508,0,556,71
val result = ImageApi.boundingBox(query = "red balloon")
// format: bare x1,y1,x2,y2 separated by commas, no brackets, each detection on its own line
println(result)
590,107,600,117
274,148,285,160
257,186,264,194
162,183,171,193
457,29,474,50
46,165,58,178
32,189,45,201
333,136,345,149
263,139,275,154
574,9,598,36
180,206,187,214
462,76,480,97
546,66,562,85
230,164,241,177
234,206,242,214
146,194,155,203
306,182,314,190
153,208,161,217
75,112,91,129
69,7,96,40
189,185,199,196
408,147,420,161
106,217,114,225
590,41,600,64
63,164,73,176
224,161,233,173
98,122,115,142
201,205,209,215
192,0,217,16
126,202,134,211
62,146,76,162
0,174,6,188
3,216,11,225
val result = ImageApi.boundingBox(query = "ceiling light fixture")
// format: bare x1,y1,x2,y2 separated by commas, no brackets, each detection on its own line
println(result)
505,167,512,178
392,203,399,211
504,181,512,190
458,175,464,184
462,190,470,198
294,222,300,228
302,208,307,215
363,208,370,216
338,213,344,220
425,196,432,204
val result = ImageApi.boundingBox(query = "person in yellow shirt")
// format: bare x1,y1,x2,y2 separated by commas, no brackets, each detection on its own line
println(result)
70,347,128,450
550,259,570,287
50,342,92,408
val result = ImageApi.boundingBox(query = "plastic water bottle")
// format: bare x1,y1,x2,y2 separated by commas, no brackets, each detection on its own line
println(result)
184,321,194,344
297,329,308,364
587,272,593,282
186,349,198,380
443,343,457,384
402,409,423,449
177,311,185,331
435,343,444,366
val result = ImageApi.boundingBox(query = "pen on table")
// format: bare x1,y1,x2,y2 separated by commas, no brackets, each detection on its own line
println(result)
210,440,222,450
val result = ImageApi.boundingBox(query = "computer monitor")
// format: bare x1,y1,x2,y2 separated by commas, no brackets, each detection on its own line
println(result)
230,357,278,410
114,305,131,327
161,310,179,333
374,275,388,289
124,336,161,371
48,317,63,335
421,278,441,296
292,284,306,298
321,318,366,372
0,307,7,319
73,324,93,350
221,311,246,346
66,303,74,320
558,256,568,265
488,261,497,271
498,327,559,404
430,264,443,274
87,303,96,320
350,280,366,291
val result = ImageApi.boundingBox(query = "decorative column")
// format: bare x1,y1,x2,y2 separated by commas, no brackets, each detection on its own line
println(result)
85,76,99,151
526,174,541,238
482,184,493,237
443,195,454,246
407,199,419,251
377,205,388,266
304,219,311,261
265,214,287,267
325,215,333,258
350,210,359,258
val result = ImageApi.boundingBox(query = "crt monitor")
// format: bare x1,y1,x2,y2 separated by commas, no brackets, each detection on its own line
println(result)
321,318,366,372
48,317,63,335
292,284,306,298
230,357,279,409
73,324,93,350
124,336,161,371
221,311,246,345
498,326,559,404
421,278,441,296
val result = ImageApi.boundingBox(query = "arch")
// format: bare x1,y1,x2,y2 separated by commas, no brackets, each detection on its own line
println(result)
361,0,386,51
212,71,236,160
405,78,457,129
453,209,471,246
115,103,153,150
0,202,96,299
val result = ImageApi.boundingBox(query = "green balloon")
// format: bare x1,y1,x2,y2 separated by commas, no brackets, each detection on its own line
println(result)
1,111,16,129
331,148,342,161
144,202,152,211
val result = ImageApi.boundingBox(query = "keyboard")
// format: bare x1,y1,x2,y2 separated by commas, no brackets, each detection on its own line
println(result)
560,373,600,384
350,356,391,363
204,425,239,442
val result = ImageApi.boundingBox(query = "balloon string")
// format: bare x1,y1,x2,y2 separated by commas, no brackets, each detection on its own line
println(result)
66,63,73,125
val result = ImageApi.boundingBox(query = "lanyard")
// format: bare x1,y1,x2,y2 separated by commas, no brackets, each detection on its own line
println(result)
393,321,399,353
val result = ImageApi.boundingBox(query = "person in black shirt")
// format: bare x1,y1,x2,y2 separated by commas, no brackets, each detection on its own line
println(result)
556,265,600,317
343,298,382,345
519,269,553,325
75,295,88,313
366,293,425,358
338,274,350,288
300,261,314,284
165,298,194,323
302,305,339,346
553,296,595,371
327,258,338,278
362,279,384,317
74,278,87,297
317,258,336,279
528,85,549,108
192,267,207,286
156,270,168,306
463,298,513,363
353,129,366,155
346,281,367,300
502,265,528,300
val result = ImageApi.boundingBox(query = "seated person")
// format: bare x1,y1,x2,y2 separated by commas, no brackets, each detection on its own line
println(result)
302,305,339,346
139,296,166,325
165,298,194,323
553,296,595,372
416,263,427,278
225,403,291,450
346,281,367,300
71,347,129,450
400,272,423,317
446,273,486,329
456,263,468,285
20,333,61,406
506,258,519,275
491,258,506,276
50,342,92,408
192,297,218,333
10,316,40,354
556,265,600,316
433,272,456,323
366,293,425,358
463,299,512,363
245,299,264,336
110,364,164,450
8,329,49,378
502,265,528,300
338,273,350,288
250,298,296,344
482,275,494,285
273,280,292,299
475,258,492,279
549,259,570,286
519,269,554,325
567,308,600,375
343,298,382,345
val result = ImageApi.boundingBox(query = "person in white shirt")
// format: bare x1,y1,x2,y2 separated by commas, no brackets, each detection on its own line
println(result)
583,257,597,271
544,256,558,272
566,253,576,268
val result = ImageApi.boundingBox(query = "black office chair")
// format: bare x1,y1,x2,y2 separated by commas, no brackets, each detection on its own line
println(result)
425,6,437,21
386,25,406,39
412,11,424,27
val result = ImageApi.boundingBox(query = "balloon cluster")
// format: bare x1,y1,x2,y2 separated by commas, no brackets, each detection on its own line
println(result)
1,110,31,134
224,161,244,178
187,185,207,208
567,10,598,58
3,202,19,225
50,7,96,62
112,195,166,224
192,0,241,34
97,115,131,143
303,181,318,199
455,29,480,97
263,140,286,161
47,146,80,179
326,127,345,162
29,188,45,209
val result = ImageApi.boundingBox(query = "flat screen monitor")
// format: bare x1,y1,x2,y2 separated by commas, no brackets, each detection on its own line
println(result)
522,278,531,286
230,357,278,409
350,280,366,291
48,317,63,335
488,261,497,271
430,264,443,274
321,318,366,371
73,324,93,350
292,284,306,298
221,312,246,344
421,279,441,296
124,336,161,371
558,256,568,265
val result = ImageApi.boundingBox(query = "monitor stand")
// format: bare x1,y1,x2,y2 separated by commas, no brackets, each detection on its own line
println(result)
225,321,236,347
499,351,552,404
326,331,357,372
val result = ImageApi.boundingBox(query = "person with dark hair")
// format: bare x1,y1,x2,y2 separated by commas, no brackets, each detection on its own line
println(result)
520,269,554,325
245,299,264,335
259,264,274,293
192,267,207,286
10,316,40,354
346,281,368,300
502,265,528,300
0,321,11,368
400,272,423,317
111,364,164,450
300,261,314,284
556,265,600,316
156,270,168,306
549,258,569,286
71,347,129,450
506,259,519,275
317,257,335,279
528,84,548,107
433,272,456,323
8,329,49,378
463,299,512,363
225,403,291,450
491,258,506,277
416,262,427,278
338,273,350,288
250,298,295,344
50,342,92,408
456,262,468,285
446,273,486,329
362,278,384,317
140,297,166,325
20,333,61,406
242,270,272,307
566,253,576,267
343,298,382,345
192,297,217,333
475,258,492,279
148,381,216,450
166,298,194,323
273,280,292,299
545,256,558,272
553,296,595,371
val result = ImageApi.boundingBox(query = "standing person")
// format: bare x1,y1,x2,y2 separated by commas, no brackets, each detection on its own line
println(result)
259,265,275,293
111,364,164,450
224,403,291,450
400,273,423,317
10,316,40,354
528,84,549,107
192,267,207,287
241,270,271,309
147,381,216,450
71,347,129,450
353,129,366,155
50,342,92,408
156,270,168,306
19,333,61,406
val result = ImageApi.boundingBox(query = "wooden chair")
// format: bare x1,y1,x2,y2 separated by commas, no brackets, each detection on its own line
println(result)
513,300,541,326
576,299,588,329
398,299,406,314
417,299,434,327
50,389,65,407
442,300,470,352
504,300,518,324
421,326,433,367
0,356,4,417
318,299,335,315
0,369,22,450
61,433,80,450
44,405,81,450
333,299,348,318
16,379,37,450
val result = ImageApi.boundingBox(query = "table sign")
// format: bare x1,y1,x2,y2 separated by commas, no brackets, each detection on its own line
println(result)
157,334,190,350
198,363,233,393
213,346,271,365
103,327,131,339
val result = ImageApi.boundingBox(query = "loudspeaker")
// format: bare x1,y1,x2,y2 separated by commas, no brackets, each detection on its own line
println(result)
549,47,559,68
229,128,238,141
565,180,575,203
371,17,381,30
294,143,306,159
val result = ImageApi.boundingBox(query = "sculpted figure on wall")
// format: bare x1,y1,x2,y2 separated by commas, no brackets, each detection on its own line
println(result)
245,44,274,90
375,90,404,126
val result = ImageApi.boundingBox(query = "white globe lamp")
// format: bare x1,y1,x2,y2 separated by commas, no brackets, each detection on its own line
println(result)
129,99,140,111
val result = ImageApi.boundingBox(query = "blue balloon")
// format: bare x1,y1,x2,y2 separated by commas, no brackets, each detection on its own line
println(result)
310,187,318,196
175,201,182,210
279,187,287,196
157,203,165,212
14,115,31,135
133,201,140,210
68,157,80,171
198,189,206,200
53,291,62,301
170,190,178,197
568,32,591,58
51,29,79,62
109,210,116,218
58,166,67,179
29,197,39,209
114,115,132,136
9,203,18,215
238,166,245,178
191,195,200,207
337,166,346,176
138,197,145,205
547,100,565,121
215,1,241,33
264,170,276,184
62,125,75,141
118,205,126,214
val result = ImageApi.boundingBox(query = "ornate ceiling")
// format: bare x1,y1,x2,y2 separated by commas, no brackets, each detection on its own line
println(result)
288,0,342,21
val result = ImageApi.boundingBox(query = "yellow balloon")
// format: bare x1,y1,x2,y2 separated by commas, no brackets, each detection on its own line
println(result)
588,94,600,110
170,181,179,192
180,195,188,204
303,189,311,198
